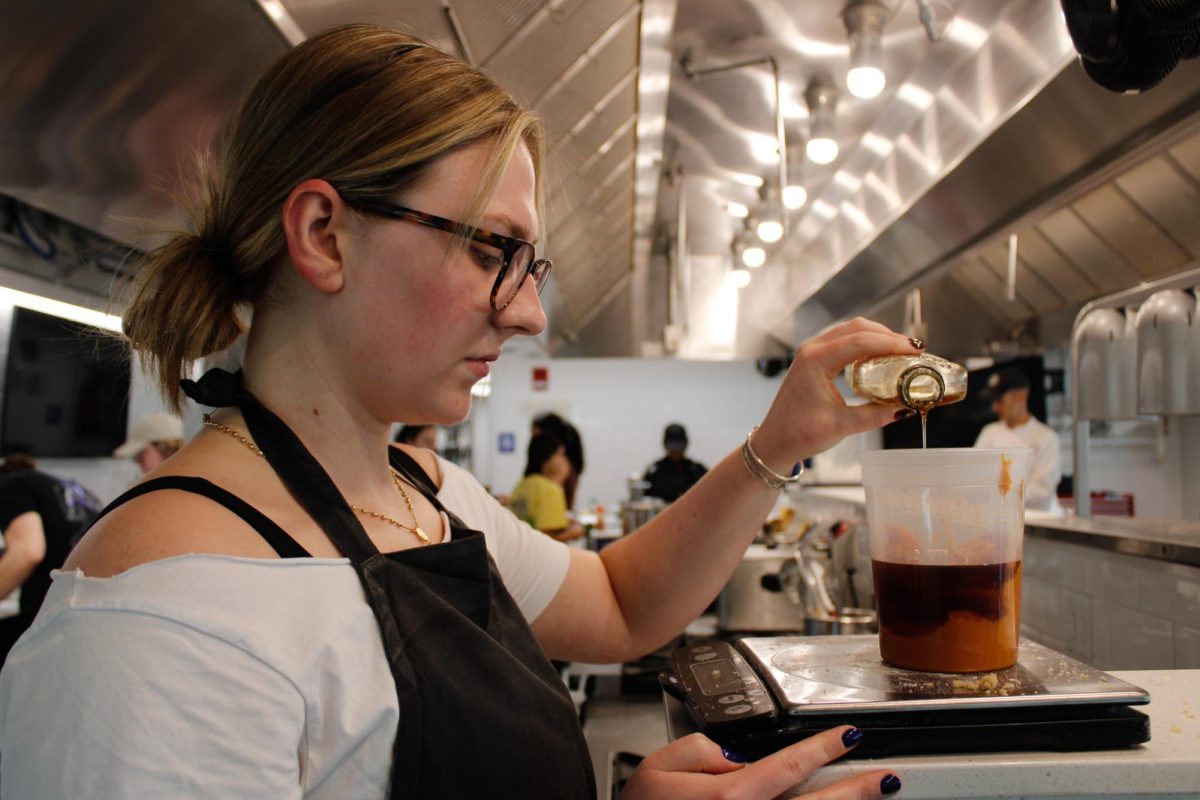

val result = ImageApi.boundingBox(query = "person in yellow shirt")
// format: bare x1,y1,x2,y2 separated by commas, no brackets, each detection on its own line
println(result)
509,434,583,542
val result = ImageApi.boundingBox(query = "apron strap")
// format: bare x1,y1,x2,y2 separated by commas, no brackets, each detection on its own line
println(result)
387,447,472,533
182,369,381,564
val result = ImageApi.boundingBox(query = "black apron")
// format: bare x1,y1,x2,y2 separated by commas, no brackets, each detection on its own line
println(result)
99,369,594,799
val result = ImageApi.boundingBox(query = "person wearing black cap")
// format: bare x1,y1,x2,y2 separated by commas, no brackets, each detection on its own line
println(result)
974,367,1062,513
643,423,709,504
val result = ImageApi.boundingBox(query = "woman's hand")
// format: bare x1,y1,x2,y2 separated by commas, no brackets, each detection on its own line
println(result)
620,727,901,799
754,318,924,468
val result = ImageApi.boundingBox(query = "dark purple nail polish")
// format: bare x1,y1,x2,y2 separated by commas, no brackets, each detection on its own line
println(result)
909,337,925,350
841,727,863,747
894,409,916,421
881,774,902,795
721,746,747,763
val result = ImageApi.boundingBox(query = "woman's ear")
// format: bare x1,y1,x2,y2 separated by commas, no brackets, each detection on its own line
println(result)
281,179,348,293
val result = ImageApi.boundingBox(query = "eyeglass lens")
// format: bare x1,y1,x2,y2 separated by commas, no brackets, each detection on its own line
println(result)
494,243,536,309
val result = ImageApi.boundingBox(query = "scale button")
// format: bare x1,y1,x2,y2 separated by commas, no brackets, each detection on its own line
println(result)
723,704,753,716
695,652,717,662
717,694,746,704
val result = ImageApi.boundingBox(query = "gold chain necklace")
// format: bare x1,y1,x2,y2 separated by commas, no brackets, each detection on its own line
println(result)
201,413,432,546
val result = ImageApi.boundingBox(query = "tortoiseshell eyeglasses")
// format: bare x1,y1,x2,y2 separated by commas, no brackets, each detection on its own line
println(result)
340,196,552,312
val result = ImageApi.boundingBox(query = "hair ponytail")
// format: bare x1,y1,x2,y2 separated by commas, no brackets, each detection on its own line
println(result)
121,229,247,411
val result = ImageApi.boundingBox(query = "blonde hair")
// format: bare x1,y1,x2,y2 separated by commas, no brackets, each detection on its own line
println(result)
122,24,546,409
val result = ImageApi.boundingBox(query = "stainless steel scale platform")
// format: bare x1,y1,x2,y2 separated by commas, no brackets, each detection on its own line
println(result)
660,635,1151,759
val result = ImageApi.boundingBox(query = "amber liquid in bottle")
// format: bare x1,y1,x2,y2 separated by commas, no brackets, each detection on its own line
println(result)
845,354,967,447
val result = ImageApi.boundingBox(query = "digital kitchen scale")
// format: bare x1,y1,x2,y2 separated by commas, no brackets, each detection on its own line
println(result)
660,635,1151,759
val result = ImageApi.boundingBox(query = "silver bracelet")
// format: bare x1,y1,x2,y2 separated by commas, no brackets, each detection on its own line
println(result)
741,426,803,490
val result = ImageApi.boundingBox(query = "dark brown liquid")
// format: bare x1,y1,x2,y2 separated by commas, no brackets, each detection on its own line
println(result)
872,560,1022,673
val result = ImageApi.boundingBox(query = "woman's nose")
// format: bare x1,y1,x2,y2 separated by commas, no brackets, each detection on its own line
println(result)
495,273,547,336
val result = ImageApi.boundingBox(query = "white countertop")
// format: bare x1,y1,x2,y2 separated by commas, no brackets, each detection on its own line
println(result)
667,669,1200,799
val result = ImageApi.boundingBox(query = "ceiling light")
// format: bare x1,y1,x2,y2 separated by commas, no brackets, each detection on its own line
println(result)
844,2,891,100
847,65,886,99
0,287,122,332
727,201,749,218
806,136,839,165
730,268,753,288
742,246,766,268
804,82,840,165
783,185,808,209
756,219,784,243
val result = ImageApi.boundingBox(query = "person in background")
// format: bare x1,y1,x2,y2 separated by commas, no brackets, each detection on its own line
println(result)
531,412,583,509
974,367,1063,513
643,423,709,504
509,433,584,542
0,25,912,799
113,413,185,474
0,455,100,663
393,424,438,451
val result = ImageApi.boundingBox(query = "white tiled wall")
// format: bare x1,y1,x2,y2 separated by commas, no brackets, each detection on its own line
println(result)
1022,536,1200,670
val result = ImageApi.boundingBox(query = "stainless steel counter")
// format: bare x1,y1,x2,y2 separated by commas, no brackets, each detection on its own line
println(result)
801,486,1200,568
1024,512,1200,568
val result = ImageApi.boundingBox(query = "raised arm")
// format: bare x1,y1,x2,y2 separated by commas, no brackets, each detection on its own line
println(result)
532,318,921,662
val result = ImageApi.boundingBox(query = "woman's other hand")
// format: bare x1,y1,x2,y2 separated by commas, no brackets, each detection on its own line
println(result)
620,727,900,799
756,318,924,466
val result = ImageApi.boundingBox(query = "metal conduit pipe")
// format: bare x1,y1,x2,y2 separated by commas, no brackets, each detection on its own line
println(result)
680,55,789,236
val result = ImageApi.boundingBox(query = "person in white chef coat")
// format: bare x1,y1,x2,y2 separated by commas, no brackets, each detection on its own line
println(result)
974,367,1063,513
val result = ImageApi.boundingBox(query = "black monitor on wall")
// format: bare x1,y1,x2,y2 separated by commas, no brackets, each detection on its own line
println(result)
882,356,1047,450
1,306,130,458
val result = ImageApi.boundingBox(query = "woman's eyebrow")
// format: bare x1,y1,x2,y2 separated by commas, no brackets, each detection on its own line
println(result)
482,214,535,243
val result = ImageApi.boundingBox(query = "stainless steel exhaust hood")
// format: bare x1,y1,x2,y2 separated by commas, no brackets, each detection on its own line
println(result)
2,0,1198,361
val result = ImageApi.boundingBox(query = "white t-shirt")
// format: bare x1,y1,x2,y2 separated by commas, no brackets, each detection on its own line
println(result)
974,417,1063,513
0,457,570,799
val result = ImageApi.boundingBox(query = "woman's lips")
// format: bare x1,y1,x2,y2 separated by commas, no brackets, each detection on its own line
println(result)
464,356,493,378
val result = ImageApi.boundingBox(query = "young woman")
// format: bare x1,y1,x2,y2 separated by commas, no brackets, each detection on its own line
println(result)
510,432,584,542
0,24,918,799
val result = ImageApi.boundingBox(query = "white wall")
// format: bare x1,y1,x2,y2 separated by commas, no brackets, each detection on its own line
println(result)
472,356,786,508
1064,417,1200,521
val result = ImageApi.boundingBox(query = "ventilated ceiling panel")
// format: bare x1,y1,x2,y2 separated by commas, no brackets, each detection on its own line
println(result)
1113,156,1200,258
1015,228,1099,306
1033,207,1144,294
1071,183,1190,277
978,249,1063,314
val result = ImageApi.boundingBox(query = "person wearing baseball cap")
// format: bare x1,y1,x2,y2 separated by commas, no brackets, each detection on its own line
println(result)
974,367,1062,513
114,413,185,475
642,423,708,504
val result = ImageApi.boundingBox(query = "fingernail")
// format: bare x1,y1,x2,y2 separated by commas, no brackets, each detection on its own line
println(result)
881,774,902,795
909,337,925,350
721,746,747,763
841,727,863,747
894,409,916,421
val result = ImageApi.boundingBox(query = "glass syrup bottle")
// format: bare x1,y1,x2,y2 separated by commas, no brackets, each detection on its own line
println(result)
845,353,967,447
